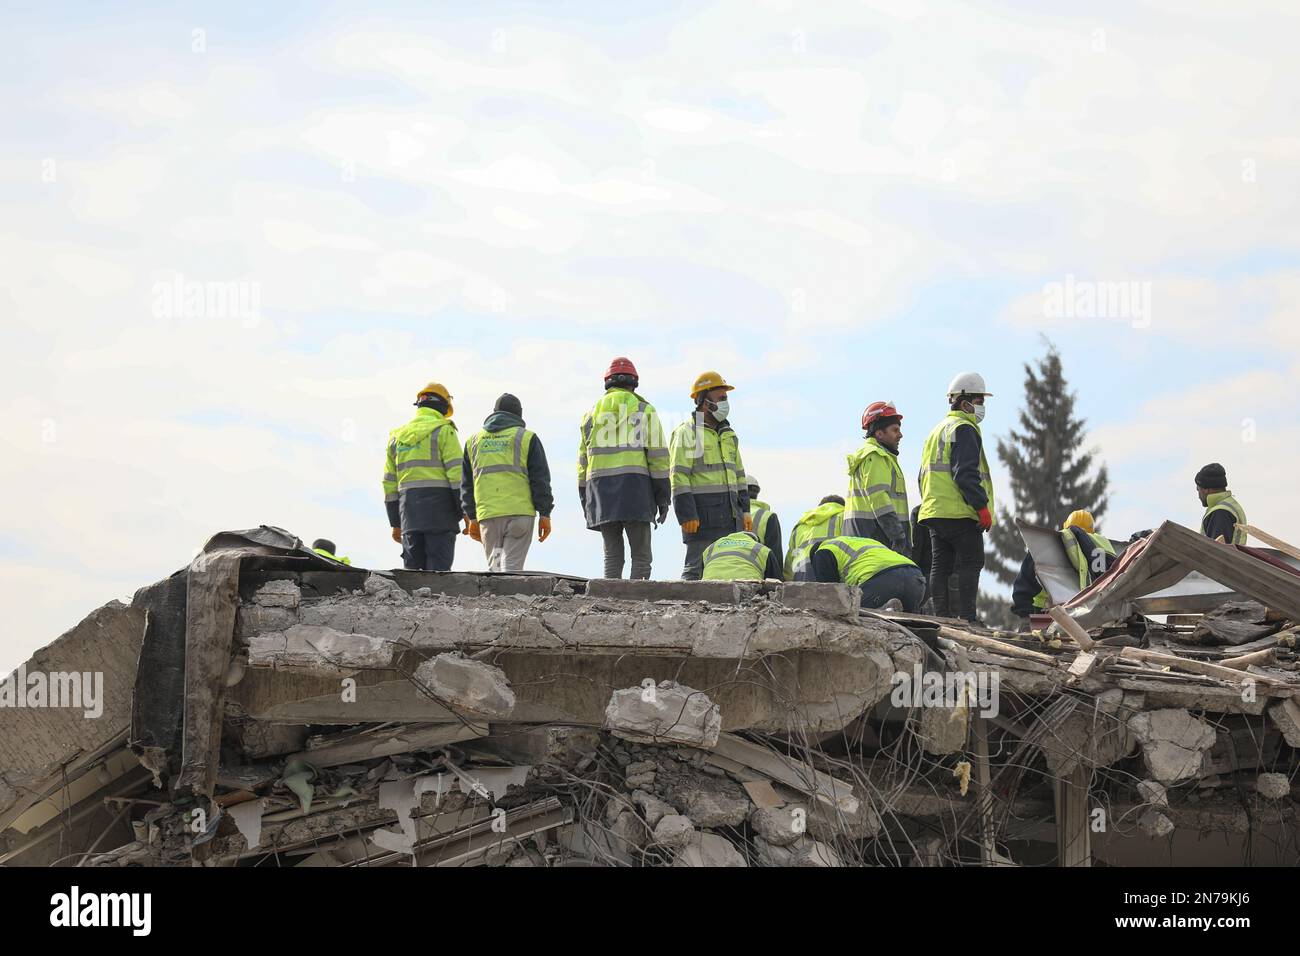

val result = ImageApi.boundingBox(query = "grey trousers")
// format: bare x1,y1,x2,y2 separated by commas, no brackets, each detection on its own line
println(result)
481,515,534,572
600,522,653,579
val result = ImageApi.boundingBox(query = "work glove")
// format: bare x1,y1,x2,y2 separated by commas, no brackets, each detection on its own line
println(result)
391,527,403,544
657,504,670,525
461,517,473,537
977,507,993,531
538,516,552,542
467,520,482,542
682,519,701,536
743,514,754,533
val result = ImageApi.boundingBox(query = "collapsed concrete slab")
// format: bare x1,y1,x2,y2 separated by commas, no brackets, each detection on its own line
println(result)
605,682,722,749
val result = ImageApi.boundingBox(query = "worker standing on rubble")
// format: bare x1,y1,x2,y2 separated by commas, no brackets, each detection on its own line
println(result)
784,495,845,581
383,382,469,572
579,358,671,579
670,371,750,580
845,401,911,557
1196,463,1248,545
810,535,927,612
701,529,783,581
746,475,784,572
918,373,996,623
462,394,554,572
1011,510,1116,627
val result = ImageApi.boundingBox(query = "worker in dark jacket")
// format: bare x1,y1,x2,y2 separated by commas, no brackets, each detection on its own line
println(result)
579,358,671,579
383,382,469,571
745,475,784,573
1196,463,1248,545
462,394,554,572
917,373,996,623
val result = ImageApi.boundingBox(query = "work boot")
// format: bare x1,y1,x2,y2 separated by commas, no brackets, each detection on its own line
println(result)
956,566,982,624
929,572,950,617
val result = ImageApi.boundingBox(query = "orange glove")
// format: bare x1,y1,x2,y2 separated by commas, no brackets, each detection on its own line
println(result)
743,514,754,532
978,507,993,531
538,516,552,542
468,520,482,542
461,517,473,537
391,527,403,544
682,519,701,535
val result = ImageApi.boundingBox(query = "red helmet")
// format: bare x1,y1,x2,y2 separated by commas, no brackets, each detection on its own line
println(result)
862,400,902,432
605,357,639,381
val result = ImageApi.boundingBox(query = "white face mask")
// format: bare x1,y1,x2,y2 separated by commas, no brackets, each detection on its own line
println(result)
971,402,987,423
710,399,731,422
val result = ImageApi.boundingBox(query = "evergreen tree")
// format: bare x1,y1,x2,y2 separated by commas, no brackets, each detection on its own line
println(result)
987,342,1110,585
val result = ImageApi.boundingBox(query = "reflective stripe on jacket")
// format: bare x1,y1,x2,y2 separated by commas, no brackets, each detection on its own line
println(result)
579,388,670,527
784,502,845,581
383,408,465,533
669,416,749,535
845,438,909,539
1203,492,1248,545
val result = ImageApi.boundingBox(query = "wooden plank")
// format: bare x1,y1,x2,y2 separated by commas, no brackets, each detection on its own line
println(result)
1219,648,1277,671
709,734,858,814
1054,765,1092,868
1049,607,1095,651
1155,523,1300,624
1118,646,1290,686
937,627,1059,666
1240,524,1300,564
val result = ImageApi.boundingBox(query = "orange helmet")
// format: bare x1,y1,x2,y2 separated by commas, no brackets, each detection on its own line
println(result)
862,401,902,433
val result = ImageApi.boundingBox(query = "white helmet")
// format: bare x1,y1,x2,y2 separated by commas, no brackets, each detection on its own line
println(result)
947,372,992,404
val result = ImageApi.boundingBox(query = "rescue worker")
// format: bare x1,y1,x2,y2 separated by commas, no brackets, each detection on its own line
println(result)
701,530,783,582
311,539,351,566
845,402,911,557
746,475,784,572
579,358,671,579
810,535,927,612
1196,463,1248,544
383,382,469,572
462,394,554,572
1011,510,1116,626
918,373,996,623
670,372,750,580
785,496,845,582
910,505,934,609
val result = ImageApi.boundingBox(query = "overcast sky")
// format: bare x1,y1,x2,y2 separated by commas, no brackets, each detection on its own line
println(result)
4,0,1299,671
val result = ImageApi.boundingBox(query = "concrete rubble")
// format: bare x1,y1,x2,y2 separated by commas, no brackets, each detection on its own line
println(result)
1,524,1298,868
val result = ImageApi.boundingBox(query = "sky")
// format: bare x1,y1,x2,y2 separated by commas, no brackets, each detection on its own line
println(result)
3,0,1299,671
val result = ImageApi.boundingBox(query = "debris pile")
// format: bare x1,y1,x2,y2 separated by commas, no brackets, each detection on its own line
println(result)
2,524,1298,867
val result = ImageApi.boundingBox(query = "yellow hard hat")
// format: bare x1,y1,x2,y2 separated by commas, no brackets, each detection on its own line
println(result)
1063,510,1095,534
416,382,454,417
691,371,735,399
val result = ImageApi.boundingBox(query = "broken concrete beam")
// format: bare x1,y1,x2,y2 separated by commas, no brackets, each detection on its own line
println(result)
411,653,516,719
1270,698,1300,748
0,601,146,826
253,580,300,609
292,723,486,769
248,624,399,676
585,579,749,604
390,572,560,598
605,682,722,749
1127,709,1219,784
772,582,861,623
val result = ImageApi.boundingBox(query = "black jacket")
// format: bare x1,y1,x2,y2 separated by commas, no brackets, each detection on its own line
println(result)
460,412,555,521
950,422,989,512
1202,508,1237,543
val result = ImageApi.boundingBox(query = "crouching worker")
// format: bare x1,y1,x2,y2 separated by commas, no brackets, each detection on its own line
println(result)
810,536,926,612
701,530,783,582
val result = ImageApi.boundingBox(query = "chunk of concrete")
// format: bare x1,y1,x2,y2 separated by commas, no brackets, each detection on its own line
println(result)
652,814,696,849
248,624,398,676
412,653,516,719
610,811,648,852
1139,810,1175,838
1127,709,1218,784
1256,773,1291,800
254,580,301,609
773,583,862,623
604,681,722,749
1269,698,1300,748
672,832,747,868
665,775,751,828
917,695,970,756
1137,780,1169,808
632,791,675,829
363,574,410,601
750,807,804,848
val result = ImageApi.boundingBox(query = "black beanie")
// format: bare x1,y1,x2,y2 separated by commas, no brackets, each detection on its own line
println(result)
1195,463,1228,489
312,539,336,554
495,393,523,417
